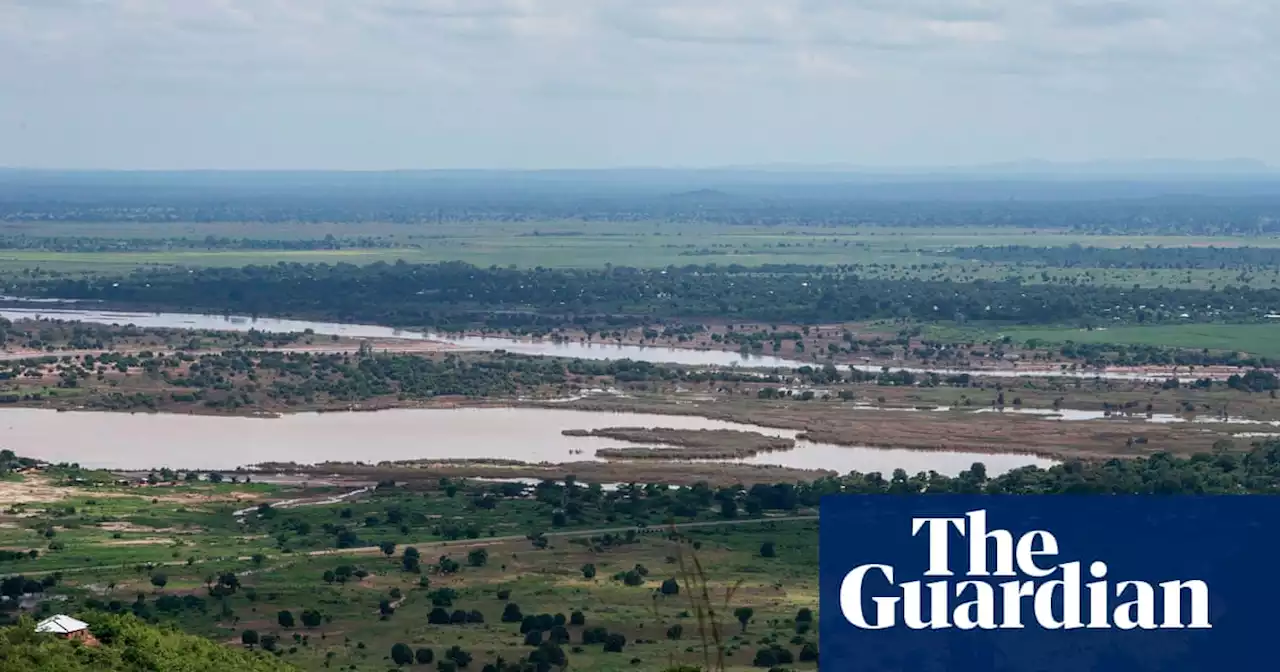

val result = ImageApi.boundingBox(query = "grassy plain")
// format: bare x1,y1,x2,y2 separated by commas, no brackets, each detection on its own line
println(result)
993,323,1280,358
5,221,1280,289
1,476,818,672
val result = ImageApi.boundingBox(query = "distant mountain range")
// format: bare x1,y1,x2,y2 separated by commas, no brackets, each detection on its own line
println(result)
719,159,1276,178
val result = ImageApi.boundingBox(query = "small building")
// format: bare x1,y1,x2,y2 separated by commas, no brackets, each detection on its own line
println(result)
35,615,97,645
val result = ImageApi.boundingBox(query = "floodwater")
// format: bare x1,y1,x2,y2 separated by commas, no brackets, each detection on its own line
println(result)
0,406,1051,476
1,307,1180,380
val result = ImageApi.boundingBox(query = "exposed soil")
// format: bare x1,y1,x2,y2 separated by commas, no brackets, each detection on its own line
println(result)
552,396,1235,461
251,459,832,488
562,427,794,459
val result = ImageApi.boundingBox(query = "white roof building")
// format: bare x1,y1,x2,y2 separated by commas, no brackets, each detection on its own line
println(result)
36,615,89,635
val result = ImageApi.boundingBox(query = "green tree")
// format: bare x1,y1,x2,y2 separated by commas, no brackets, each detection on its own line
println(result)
300,609,323,628
734,607,754,633
277,610,294,628
390,642,414,666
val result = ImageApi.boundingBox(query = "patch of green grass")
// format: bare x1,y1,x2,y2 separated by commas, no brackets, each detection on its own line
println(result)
997,323,1280,358
3,221,1278,282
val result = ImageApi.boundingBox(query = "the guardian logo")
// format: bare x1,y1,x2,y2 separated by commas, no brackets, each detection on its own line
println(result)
840,509,1211,631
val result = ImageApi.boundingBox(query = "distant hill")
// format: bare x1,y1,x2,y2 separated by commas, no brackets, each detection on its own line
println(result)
666,188,736,201
723,158,1276,179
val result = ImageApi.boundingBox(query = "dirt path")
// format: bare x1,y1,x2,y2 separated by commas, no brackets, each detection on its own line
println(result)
18,515,818,577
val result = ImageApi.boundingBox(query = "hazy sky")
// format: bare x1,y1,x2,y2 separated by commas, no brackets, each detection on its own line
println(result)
2,0,1277,170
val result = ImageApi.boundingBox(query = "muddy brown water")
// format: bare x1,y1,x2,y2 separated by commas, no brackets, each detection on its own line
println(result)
0,407,1052,475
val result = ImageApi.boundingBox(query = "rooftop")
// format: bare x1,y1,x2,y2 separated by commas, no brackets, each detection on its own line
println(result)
35,615,89,634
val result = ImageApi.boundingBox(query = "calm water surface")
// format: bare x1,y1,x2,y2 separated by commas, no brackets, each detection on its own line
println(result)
0,407,1051,475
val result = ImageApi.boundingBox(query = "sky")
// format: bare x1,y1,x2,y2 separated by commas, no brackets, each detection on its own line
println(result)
2,0,1278,170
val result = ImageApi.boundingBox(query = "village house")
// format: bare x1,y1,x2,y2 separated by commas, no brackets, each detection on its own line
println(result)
35,615,98,645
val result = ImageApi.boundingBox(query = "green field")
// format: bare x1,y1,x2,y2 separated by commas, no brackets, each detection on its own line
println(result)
5,221,1280,288
996,323,1280,357
0,475,819,672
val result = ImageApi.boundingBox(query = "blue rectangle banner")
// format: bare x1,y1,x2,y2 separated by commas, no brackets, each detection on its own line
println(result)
819,495,1280,671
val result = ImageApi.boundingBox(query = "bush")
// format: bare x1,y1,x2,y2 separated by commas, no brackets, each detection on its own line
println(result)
501,603,523,622
415,648,435,664
581,627,609,645
569,610,585,626
391,642,414,665
428,608,451,625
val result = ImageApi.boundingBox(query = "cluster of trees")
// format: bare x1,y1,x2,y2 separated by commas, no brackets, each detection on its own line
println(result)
0,234,413,253
0,613,295,671
0,449,39,476
1051,341,1276,369
0,316,307,353
25,261,1280,326
945,244,1280,269
5,172,1280,233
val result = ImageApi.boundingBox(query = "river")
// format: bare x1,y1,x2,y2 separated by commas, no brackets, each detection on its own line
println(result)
0,406,1052,475
0,307,1179,380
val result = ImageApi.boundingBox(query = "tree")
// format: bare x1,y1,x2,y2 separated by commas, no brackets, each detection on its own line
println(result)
467,548,488,567
581,563,596,579
300,608,323,628
666,624,683,640
428,607,451,625
391,642,414,666
501,603,524,622
415,648,435,664
240,629,259,648
403,546,421,573
660,578,679,596
569,610,585,626
380,540,397,557
719,499,738,519
524,630,543,646
602,633,627,653
379,599,395,617
277,610,295,628
322,570,336,584
149,573,168,591
759,541,776,558
734,607,754,633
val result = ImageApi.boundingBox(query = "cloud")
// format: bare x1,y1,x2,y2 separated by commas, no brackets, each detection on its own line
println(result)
0,0,1277,168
